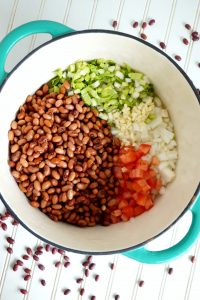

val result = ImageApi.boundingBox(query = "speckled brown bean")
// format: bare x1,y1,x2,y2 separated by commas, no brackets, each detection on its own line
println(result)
77,183,86,190
52,136,62,143
36,172,44,183
52,170,60,180
67,159,74,170
11,150,21,162
86,148,96,158
87,159,94,169
82,124,89,134
26,130,34,141
41,200,47,208
20,158,28,168
18,138,27,146
82,136,89,144
60,192,67,202
75,103,82,113
42,181,51,191
34,181,41,191
11,144,19,153
89,182,98,189
67,148,74,158
42,192,49,202
30,201,39,208
58,161,67,168
28,166,39,173
80,178,90,184
44,165,50,176
11,120,18,129
52,195,58,205
62,184,73,192
68,172,76,181
8,130,14,141
68,141,75,151
67,190,74,200
55,148,65,155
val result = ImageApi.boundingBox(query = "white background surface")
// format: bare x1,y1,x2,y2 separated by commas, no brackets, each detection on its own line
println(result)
0,0,200,299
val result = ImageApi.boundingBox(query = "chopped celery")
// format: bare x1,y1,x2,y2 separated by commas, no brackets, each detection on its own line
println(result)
49,59,154,114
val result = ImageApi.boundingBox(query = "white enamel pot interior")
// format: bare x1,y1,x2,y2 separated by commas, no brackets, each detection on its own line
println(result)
0,30,200,254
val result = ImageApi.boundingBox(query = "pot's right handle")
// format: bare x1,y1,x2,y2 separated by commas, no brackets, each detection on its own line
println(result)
123,192,200,264
0,20,74,85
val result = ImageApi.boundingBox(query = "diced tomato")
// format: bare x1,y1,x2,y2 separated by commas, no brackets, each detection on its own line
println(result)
144,197,154,210
129,198,136,207
120,151,138,164
136,193,148,206
131,193,138,201
126,181,137,191
129,169,145,179
136,193,153,209
145,169,157,179
122,206,135,218
118,199,129,209
155,179,162,191
118,180,126,188
135,179,151,193
111,209,122,217
151,156,159,165
120,146,134,154
124,162,137,170
112,144,160,222
121,191,133,199
138,144,151,154
132,206,145,216
126,181,140,192
110,215,120,224
147,177,157,189
122,171,130,181
113,166,123,179
136,159,149,171
121,214,130,222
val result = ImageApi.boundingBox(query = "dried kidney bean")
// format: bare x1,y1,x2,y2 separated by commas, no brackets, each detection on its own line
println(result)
185,23,191,30
175,55,182,61
141,21,147,29
17,259,24,266
7,247,13,254
20,289,28,295
40,279,46,286
139,280,144,287
6,236,15,244
168,267,173,274
112,20,118,29
159,42,166,49
140,33,147,40
94,274,99,281
148,19,155,25
63,289,71,295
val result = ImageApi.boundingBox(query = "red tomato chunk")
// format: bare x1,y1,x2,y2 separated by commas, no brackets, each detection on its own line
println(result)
110,144,162,223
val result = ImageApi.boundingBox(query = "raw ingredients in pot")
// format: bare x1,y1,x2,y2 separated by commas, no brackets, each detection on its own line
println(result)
8,59,177,227
52,59,177,185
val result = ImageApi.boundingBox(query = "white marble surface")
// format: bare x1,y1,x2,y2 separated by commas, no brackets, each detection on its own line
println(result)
0,0,200,299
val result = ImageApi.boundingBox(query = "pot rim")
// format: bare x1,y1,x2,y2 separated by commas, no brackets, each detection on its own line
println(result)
0,29,199,255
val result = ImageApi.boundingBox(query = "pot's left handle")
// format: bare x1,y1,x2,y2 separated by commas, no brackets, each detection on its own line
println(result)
0,20,74,85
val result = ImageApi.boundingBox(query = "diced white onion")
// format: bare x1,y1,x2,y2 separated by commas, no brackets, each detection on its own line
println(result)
133,92,140,99
115,71,124,79
92,80,100,88
114,82,121,89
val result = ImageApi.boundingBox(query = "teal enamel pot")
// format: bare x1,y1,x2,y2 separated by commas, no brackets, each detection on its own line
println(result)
0,21,200,264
